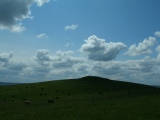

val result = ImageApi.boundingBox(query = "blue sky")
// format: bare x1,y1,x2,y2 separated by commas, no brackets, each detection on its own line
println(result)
0,0,160,85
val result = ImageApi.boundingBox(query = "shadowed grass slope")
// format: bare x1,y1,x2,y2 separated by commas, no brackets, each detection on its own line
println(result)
0,76,160,120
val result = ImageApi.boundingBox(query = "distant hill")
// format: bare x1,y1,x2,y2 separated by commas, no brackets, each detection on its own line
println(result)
33,75,157,94
0,82,21,86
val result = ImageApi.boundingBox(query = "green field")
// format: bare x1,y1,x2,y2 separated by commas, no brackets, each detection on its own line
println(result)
1,76,160,120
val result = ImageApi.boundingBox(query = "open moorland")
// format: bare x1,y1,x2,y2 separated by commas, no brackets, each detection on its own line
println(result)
0,76,160,120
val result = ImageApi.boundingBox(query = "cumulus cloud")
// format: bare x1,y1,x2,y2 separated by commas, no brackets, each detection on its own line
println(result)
64,24,78,31
37,33,48,38
154,31,160,37
0,0,50,32
52,51,82,68
35,49,82,68
0,52,13,63
35,49,53,66
80,35,127,61
32,49,85,81
125,37,156,56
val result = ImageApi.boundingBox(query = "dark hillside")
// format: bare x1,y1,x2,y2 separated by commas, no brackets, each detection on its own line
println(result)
0,76,160,120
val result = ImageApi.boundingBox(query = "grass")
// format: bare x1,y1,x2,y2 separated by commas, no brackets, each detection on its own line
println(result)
0,76,160,120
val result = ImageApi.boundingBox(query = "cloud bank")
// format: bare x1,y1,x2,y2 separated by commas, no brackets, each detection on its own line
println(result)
0,34,160,85
1,49,160,85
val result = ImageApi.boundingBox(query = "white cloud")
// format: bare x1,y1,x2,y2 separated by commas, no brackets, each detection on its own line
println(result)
125,37,156,56
35,49,53,66
0,52,13,63
10,23,26,33
0,23,26,33
35,49,82,68
64,24,78,31
154,31,160,37
37,33,48,38
156,45,160,53
80,35,127,61
0,0,50,33
56,50,74,57
52,50,82,68
35,0,50,7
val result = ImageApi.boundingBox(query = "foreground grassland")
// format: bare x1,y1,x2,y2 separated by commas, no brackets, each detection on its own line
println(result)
0,76,160,120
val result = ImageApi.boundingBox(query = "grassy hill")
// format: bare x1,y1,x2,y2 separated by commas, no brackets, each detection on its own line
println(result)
0,76,160,120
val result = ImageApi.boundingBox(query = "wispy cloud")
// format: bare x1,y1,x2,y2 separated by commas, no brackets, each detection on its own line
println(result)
37,33,48,39
64,24,78,31
66,42,74,47
154,31,160,37
35,0,50,7
156,45,160,53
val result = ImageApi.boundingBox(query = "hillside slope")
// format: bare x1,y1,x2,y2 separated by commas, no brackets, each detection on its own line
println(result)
0,76,160,120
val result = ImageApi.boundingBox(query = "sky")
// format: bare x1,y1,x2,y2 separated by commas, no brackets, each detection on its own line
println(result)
0,0,160,85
